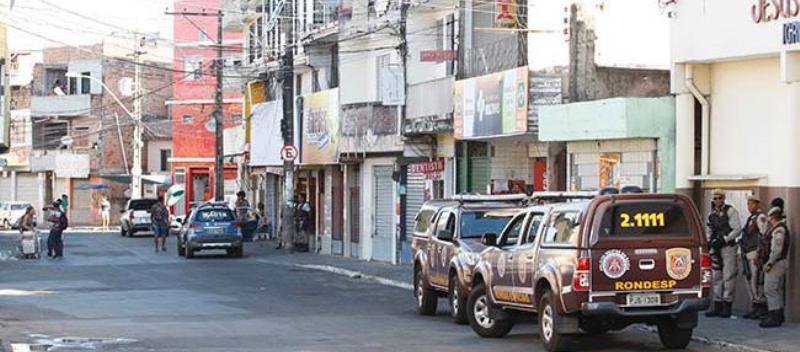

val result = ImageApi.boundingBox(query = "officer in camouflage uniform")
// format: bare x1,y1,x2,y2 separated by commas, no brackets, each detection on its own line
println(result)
760,207,791,328
705,189,742,318
741,195,768,319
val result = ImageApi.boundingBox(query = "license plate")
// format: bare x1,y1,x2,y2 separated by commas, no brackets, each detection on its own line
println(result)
134,218,148,224
207,227,224,235
626,293,661,306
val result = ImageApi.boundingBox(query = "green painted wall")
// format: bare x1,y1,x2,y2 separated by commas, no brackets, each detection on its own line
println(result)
539,97,676,192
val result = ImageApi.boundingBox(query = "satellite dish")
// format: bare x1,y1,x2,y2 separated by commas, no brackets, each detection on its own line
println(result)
166,184,185,207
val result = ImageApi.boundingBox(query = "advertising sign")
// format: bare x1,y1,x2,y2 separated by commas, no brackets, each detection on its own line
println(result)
250,100,285,167
302,89,340,164
55,153,90,178
454,66,528,139
495,0,519,28
409,159,445,180
420,50,456,62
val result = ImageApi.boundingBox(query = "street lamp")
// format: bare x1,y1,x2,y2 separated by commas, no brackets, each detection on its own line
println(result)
66,71,143,200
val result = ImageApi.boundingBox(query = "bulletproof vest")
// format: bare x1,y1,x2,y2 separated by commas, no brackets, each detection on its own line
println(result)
740,212,762,252
708,204,733,239
761,222,791,262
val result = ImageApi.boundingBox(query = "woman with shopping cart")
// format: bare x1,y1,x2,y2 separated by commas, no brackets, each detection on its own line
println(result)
17,206,40,259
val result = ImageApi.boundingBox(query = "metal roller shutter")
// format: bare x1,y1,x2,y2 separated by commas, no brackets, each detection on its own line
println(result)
0,175,12,202
405,172,426,239
470,157,490,194
372,165,394,262
16,173,40,207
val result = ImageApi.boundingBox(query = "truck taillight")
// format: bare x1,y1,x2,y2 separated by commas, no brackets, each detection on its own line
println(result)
573,257,591,292
701,253,712,288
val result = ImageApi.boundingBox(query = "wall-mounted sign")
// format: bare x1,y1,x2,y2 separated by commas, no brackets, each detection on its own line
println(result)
453,66,529,139
495,0,519,28
409,159,445,180
301,88,340,164
55,153,90,178
785,21,800,44
752,0,800,24
420,50,456,62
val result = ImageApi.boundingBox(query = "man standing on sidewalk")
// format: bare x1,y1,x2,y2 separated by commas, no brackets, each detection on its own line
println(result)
150,195,169,252
47,200,68,259
705,189,742,318
741,196,768,319
760,207,790,328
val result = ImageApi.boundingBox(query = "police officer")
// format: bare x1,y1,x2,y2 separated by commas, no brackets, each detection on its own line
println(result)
741,195,768,319
760,207,791,328
705,189,742,318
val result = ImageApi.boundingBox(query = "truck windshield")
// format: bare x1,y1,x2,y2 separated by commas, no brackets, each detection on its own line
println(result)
598,202,691,237
460,210,516,239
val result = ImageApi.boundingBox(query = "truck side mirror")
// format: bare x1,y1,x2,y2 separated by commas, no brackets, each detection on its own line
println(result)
481,232,498,247
437,229,454,242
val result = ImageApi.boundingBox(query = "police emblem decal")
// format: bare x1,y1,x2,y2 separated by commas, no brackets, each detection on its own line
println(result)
600,250,630,279
497,253,507,278
666,248,692,281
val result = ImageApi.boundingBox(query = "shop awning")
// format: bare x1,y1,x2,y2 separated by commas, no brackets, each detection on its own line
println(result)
100,174,172,185
75,183,109,190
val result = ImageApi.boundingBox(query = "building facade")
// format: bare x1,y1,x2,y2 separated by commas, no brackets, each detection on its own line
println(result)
670,0,800,320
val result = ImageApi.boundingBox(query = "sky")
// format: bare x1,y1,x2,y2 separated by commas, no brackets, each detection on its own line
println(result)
1,0,174,61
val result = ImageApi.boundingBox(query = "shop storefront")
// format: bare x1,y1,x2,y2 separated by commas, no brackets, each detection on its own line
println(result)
539,97,676,193
670,0,800,319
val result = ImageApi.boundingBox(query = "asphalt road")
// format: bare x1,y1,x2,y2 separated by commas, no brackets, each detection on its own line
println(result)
0,231,731,352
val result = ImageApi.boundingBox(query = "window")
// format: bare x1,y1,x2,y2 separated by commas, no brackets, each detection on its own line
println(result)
182,114,193,123
81,72,91,94
68,77,77,95
160,149,172,172
459,210,516,239
414,209,435,235
74,126,90,132
521,213,545,245
435,212,455,240
500,214,526,247
543,211,581,245
184,57,203,81
33,121,68,149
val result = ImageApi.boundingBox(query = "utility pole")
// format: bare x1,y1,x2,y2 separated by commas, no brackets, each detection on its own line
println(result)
280,0,295,251
166,9,225,201
131,34,145,200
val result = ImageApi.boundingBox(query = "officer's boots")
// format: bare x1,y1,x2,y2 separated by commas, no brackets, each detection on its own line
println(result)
705,301,722,317
719,302,732,318
760,310,784,328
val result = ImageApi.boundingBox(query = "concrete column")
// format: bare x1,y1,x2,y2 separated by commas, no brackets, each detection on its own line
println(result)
674,93,695,191
342,164,351,258
37,172,46,215
10,170,16,201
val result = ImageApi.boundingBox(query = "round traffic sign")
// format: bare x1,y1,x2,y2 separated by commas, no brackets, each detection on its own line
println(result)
281,145,298,161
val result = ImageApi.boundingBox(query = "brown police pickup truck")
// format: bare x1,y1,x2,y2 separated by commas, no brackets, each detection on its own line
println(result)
465,193,710,351
411,196,522,324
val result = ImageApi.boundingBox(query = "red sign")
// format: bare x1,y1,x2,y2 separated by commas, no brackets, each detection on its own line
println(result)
752,0,800,23
281,145,298,161
420,50,456,62
409,159,445,175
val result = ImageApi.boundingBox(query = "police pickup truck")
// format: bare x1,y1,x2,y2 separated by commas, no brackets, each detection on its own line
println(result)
465,193,709,351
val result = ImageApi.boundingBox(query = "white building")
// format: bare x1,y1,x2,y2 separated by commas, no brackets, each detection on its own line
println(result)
670,0,800,320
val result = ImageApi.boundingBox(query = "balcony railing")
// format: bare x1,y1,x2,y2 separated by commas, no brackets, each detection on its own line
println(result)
31,94,92,117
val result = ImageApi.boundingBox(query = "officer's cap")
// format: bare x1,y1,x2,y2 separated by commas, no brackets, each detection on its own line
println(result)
768,206,783,217
711,189,726,197
747,195,760,203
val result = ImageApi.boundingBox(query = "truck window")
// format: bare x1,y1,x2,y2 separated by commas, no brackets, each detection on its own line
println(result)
435,212,455,240
459,210,516,239
521,213,545,245
500,214,527,247
414,209,435,235
543,211,580,245
598,202,691,237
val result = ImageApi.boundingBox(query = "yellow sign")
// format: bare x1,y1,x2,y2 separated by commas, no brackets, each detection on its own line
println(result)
301,89,339,165
0,21,6,58
244,81,267,144
619,212,666,228
615,280,677,291
666,248,692,281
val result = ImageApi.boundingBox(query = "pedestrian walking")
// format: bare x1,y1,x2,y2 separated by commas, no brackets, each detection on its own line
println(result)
235,190,250,219
46,200,68,259
741,195,768,319
759,207,791,328
705,189,742,318
256,202,271,240
100,195,111,230
150,195,169,252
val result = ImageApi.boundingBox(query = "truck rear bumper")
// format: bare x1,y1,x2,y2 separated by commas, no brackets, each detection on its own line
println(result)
581,298,709,318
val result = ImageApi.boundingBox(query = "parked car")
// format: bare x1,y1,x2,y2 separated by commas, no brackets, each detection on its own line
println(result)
412,195,523,324
465,193,709,352
177,202,243,259
0,201,33,229
119,198,159,237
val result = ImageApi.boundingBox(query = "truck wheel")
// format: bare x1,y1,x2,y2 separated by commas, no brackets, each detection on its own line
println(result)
177,238,185,257
448,276,468,324
467,282,513,338
539,291,571,352
186,244,195,259
415,267,437,316
120,225,127,237
657,319,693,349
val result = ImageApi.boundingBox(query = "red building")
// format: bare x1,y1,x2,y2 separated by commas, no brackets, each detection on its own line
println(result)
170,0,243,214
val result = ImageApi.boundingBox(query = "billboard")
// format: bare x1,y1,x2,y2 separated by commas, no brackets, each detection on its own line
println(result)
249,100,285,167
301,89,339,164
454,67,528,139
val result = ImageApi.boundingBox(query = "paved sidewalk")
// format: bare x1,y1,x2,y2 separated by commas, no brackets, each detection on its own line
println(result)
255,241,799,352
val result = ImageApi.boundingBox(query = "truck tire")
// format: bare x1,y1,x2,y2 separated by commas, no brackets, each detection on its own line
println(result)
448,276,468,324
657,319,693,349
415,267,437,316
467,282,513,338
539,291,571,352
186,243,195,259
177,238,185,257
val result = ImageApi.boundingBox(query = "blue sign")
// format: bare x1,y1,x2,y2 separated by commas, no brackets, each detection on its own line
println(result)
784,21,800,45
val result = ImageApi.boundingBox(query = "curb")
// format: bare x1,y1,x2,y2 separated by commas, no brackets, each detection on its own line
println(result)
293,261,776,352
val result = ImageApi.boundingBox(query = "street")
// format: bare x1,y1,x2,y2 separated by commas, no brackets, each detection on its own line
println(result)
0,231,731,352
